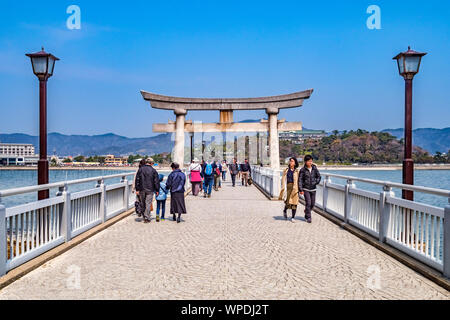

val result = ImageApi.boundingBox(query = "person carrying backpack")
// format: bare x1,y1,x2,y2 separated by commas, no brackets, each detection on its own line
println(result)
201,160,216,198
155,174,169,222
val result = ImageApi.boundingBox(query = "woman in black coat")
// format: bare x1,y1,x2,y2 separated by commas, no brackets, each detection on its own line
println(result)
166,162,187,223
298,155,321,223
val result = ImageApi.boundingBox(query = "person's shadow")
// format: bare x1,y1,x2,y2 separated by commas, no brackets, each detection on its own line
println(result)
272,216,307,222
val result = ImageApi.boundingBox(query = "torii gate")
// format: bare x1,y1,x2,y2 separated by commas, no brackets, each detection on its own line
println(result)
141,89,313,170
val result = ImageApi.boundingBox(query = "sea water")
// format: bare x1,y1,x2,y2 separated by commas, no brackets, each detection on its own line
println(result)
0,169,171,208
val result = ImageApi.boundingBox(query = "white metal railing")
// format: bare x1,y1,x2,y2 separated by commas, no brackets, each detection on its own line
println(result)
0,172,135,276
250,166,282,198
251,166,450,278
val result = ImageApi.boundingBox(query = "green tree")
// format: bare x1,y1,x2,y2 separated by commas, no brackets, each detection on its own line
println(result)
74,155,85,162
434,152,446,163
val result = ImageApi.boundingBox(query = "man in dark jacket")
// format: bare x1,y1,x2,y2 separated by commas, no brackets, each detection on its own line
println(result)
298,155,321,223
228,158,239,187
135,157,160,223
240,159,251,187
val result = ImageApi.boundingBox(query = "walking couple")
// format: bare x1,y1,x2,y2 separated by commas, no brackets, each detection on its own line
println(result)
133,158,187,224
279,155,321,224
228,158,251,187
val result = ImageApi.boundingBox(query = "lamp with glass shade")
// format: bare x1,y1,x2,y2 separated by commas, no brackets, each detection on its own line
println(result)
392,46,427,201
25,47,59,200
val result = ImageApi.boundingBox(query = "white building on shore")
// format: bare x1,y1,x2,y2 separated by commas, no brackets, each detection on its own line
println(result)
0,142,39,166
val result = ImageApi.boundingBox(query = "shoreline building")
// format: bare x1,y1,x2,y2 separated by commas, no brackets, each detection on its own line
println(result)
104,154,128,166
0,142,39,166
279,129,327,145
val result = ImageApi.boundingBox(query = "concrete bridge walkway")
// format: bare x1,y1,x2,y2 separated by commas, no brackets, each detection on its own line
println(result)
0,180,449,299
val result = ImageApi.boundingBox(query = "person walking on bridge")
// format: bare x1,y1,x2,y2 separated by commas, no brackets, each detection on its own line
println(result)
135,157,160,223
201,160,216,197
155,174,169,222
279,157,300,222
228,158,239,187
298,155,321,224
240,159,251,187
221,160,228,181
213,160,222,191
189,158,202,196
132,159,146,218
166,162,187,223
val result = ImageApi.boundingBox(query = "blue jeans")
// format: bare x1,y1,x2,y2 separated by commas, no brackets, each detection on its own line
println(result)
156,200,166,218
204,178,213,195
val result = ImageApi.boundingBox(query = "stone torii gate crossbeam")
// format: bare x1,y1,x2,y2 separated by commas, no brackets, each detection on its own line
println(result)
141,89,313,169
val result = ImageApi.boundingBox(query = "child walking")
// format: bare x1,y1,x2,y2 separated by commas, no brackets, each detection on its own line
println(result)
155,174,169,222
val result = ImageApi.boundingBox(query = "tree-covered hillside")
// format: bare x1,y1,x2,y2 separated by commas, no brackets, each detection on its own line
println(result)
280,129,449,164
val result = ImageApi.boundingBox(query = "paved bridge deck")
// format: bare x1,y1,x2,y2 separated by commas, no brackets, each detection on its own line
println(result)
0,180,449,299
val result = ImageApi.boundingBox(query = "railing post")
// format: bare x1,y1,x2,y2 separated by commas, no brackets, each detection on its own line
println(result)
0,199,6,276
121,176,129,211
97,179,107,223
262,169,266,191
344,179,355,224
444,198,450,278
58,184,72,243
272,169,280,199
184,169,189,191
379,185,394,243
323,176,331,212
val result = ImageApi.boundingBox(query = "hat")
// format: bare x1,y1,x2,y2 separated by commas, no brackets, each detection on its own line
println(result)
145,157,154,164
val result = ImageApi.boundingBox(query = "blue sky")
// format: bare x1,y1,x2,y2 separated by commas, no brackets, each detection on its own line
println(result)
0,0,449,138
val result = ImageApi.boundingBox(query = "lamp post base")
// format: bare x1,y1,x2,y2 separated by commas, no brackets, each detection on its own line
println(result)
402,158,414,201
38,159,49,200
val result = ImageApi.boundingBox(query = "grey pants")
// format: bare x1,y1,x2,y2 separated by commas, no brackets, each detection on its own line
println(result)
140,191,154,220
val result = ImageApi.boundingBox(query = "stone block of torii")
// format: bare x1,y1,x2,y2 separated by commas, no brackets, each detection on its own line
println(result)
140,89,313,170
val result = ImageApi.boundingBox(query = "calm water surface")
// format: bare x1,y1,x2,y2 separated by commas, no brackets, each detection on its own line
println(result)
0,169,169,208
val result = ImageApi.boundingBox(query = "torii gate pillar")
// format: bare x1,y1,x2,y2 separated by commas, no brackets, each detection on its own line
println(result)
174,108,187,166
267,107,280,170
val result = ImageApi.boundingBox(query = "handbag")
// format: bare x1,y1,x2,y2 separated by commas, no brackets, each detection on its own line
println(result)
135,200,144,215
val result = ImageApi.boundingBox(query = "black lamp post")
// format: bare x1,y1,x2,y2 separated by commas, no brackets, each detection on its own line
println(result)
26,48,59,200
393,46,426,201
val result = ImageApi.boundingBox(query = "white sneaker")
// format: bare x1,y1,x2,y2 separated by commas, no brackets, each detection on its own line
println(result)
290,218,296,223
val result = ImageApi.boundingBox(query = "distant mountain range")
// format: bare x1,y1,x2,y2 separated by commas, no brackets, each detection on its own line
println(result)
1,127,448,156
0,132,173,156
382,128,450,154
